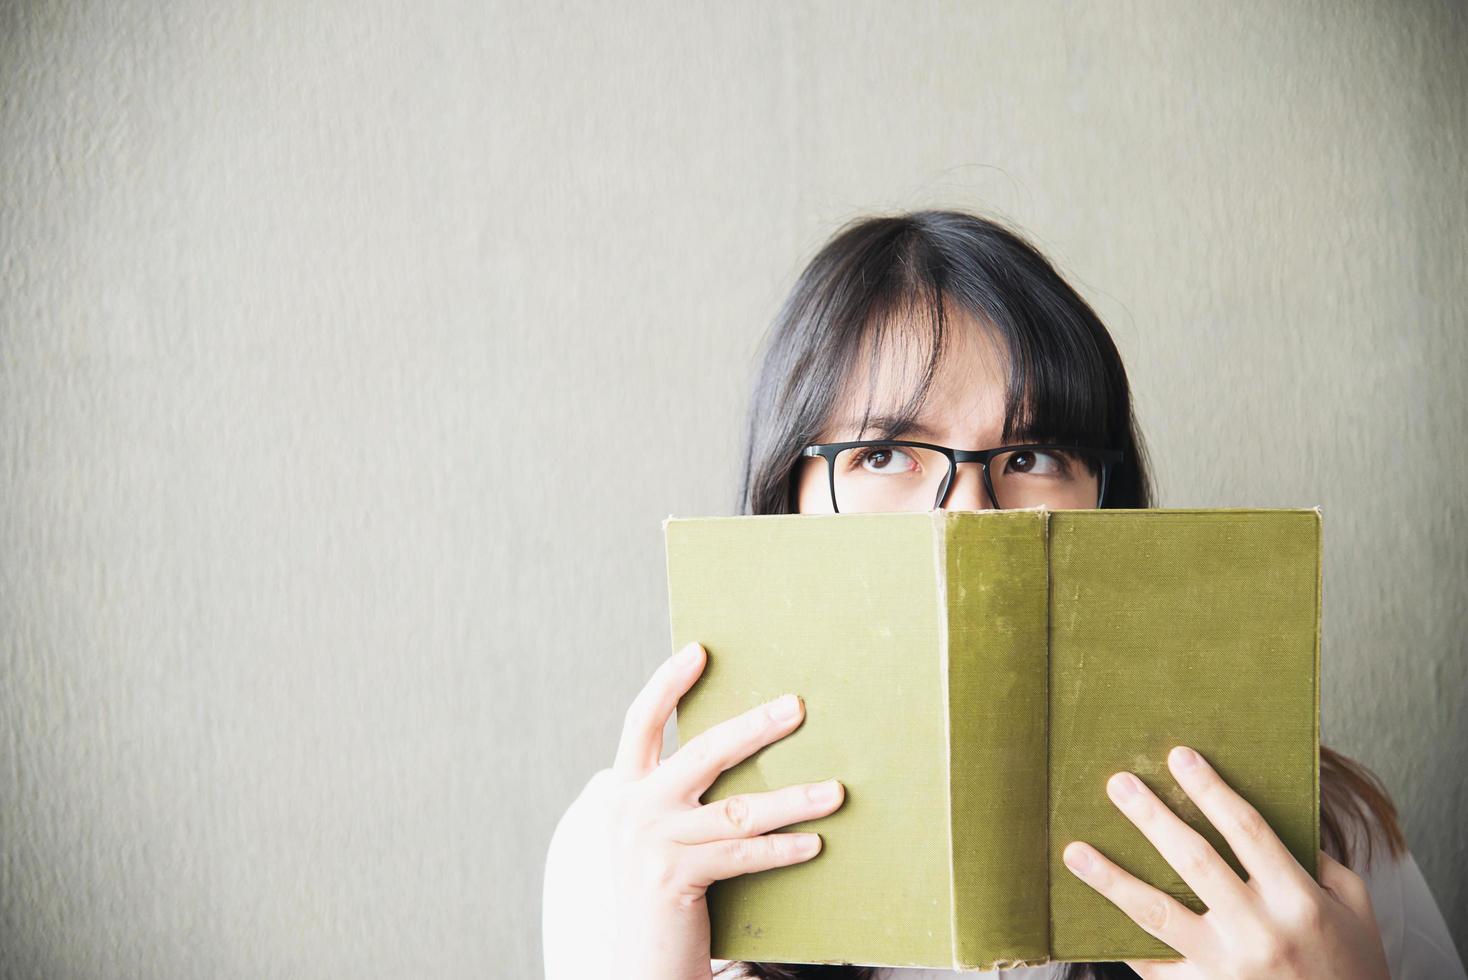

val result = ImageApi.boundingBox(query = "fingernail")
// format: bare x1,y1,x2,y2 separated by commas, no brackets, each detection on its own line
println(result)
1064,842,1092,875
769,693,802,721
675,642,701,666
1109,772,1142,800
1170,745,1199,770
795,833,822,855
807,779,842,805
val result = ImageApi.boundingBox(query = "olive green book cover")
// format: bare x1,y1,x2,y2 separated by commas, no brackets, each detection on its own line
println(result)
662,508,1321,971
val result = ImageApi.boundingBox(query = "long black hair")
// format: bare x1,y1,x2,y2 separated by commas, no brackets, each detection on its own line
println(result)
720,209,1406,980
737,208,1153,519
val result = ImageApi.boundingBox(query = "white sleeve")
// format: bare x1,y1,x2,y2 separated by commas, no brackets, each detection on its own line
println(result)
1356,844,1467,980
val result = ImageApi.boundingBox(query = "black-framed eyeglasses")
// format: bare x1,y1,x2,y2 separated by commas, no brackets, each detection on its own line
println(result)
800,440,1124,514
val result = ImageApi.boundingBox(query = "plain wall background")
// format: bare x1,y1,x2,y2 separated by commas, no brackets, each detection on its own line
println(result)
2,1,1464,976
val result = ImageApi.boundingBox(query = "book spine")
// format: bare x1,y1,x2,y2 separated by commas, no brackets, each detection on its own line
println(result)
942,509,1052,969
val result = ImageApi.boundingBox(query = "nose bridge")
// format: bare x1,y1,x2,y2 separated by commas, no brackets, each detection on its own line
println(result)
942,458,992,510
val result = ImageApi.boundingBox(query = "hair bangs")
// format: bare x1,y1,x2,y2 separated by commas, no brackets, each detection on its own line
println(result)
988,293,1121,452
844,254,949,441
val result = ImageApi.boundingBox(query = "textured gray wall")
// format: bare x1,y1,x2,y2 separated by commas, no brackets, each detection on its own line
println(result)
1,2,1464,976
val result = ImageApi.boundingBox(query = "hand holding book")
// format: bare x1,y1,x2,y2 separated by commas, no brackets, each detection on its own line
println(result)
1065,746,1389,979
541,639,847,980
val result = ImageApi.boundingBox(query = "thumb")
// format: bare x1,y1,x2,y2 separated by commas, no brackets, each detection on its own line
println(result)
1316,849,1376,921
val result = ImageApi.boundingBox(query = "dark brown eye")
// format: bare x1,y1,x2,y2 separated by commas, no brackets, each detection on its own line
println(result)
845,445,919,475
1005,451,1070,477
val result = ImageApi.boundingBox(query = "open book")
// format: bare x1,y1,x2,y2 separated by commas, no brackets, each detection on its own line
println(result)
662,508,1321,970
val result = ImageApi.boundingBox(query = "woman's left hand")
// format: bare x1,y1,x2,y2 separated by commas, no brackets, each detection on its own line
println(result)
1062,745,1390,979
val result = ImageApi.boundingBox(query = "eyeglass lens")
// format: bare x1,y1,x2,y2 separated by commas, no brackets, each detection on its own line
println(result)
830,444,1104,513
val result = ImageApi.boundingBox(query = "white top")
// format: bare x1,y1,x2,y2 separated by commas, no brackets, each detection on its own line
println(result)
714,846,1466,979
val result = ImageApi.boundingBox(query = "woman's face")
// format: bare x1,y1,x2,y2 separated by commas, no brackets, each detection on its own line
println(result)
796,312,1013,514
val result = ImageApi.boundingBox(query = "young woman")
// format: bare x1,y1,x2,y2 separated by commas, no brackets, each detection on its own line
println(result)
542,210,1466,980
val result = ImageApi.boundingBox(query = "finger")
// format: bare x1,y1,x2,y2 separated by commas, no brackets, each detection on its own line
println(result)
1105,770,1254,917
612,642,706,779
1317,850,1375,920
645,691,805,802
682,831,823,887
661,779,845,845
1165,746,1315,892
1062,841,1211,958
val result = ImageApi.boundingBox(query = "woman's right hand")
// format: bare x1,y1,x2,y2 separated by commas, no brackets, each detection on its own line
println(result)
542,641,846,980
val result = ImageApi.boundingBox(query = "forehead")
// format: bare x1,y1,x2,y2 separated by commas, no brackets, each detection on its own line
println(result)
822,303,1011,443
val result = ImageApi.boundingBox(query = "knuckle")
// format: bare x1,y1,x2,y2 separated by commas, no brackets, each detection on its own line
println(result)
1127,796,1156,823
682,735,716,773
1174,840,1213,878
1232,805,1272,846
721,795,753,836
724,836,755,867
1136,896,1171,935
1283,893,1324,931
1249,939,1279,969
1252,934,1293,970
643,851,680,892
